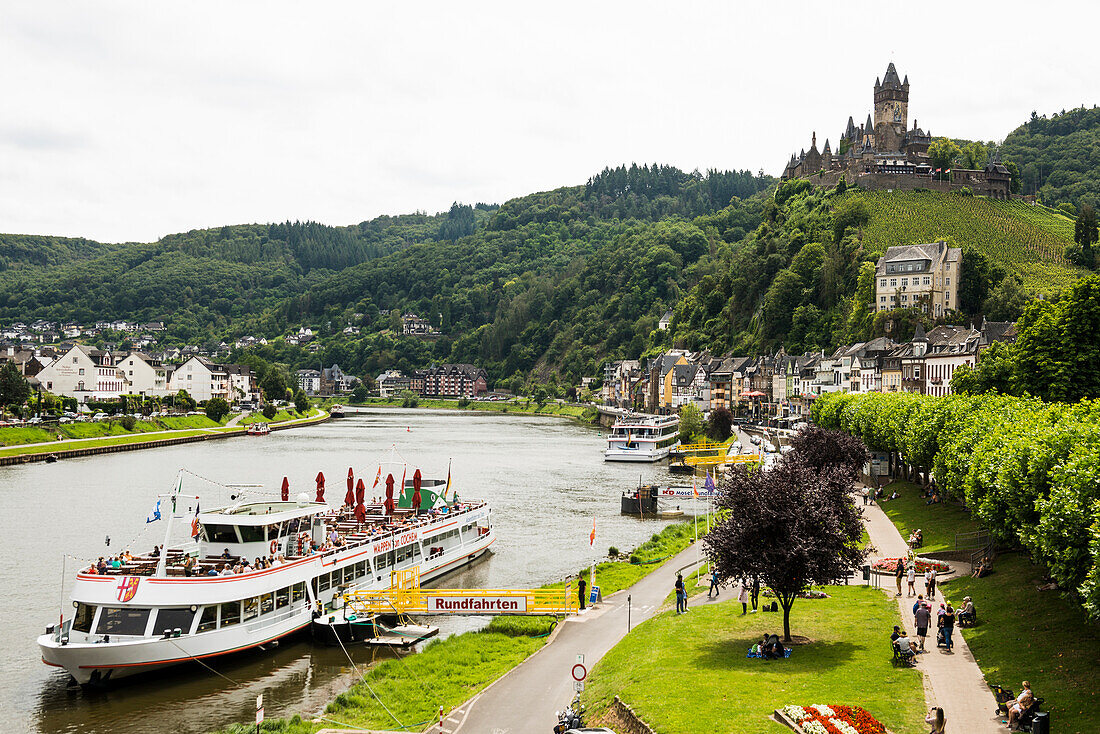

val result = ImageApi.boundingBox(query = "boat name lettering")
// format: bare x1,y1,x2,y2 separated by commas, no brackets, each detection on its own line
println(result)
373,529,418,554
426,596,527,613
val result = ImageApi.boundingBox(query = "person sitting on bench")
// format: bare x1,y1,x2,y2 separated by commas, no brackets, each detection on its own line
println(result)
974,557,993,578
958,596,976,625
894,630,915,661
1007,681,1034,730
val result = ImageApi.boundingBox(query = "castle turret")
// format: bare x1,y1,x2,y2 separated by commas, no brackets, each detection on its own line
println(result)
874,63,909,151
823,138,831,155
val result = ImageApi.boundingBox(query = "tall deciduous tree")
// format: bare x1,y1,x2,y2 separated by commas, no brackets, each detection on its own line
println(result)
705,457,865,641
678,403,704,444
706,406,734,441
786,425,870,479
928,138,961,176
0,362,30,410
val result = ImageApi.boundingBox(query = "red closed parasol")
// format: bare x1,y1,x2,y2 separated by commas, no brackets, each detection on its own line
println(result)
280,476,289,502
315,471,325,503
355,478,365,506
384,473,395,515
412,468,422,513
354,478,366,523
344,468,355,507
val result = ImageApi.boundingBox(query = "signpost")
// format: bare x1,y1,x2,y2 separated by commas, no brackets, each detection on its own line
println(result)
572,654,587,691
255,694,263,733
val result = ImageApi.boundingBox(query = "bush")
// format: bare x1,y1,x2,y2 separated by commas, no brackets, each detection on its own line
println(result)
608,546,619,558
400,390,419,408
293,389,309,413
205,397,230,422
957,186,974,197
119,415,137,431
262,403,277,420
457,397,471,408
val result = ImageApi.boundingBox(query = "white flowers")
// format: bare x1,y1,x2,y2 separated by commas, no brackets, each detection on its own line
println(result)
800,721,830,734
830,718,860,734
812,704,837,717
782,705,808,721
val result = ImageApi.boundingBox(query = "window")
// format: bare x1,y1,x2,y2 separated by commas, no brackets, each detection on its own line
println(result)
205,524,238,544
221,600,241,627
915,367,922,379
291,582,305,603
73,356,78,363
276,587,289,609
260,593,274,615
923,277,930,285
889,279,897,287
880,279,886,287
319,573,331,592
155,608,197,635
243,597,259,622
96,607,150,636
354,561,366,578
945,277,950,285
197,606,218,633
901,278,908,287
78,368,85,375
72,603,96,633
901,295,908,301
238,525,264,543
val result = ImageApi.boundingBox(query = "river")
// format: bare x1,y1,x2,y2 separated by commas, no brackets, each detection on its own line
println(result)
3,408,686,734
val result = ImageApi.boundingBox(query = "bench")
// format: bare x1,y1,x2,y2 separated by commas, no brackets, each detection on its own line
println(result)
992,685,1044,728
891,642,916,667
958,607,978,627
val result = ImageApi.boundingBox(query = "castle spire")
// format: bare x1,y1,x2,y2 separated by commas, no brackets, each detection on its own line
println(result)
811,131,817,150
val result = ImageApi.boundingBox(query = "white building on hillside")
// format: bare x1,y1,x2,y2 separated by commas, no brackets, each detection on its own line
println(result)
36,345,128,403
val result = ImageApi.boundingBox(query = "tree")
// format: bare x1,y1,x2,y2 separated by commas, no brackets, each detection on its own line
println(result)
262,403,277,419
1076,205,1099,264
351,385,369,403
174,389,196,412
704,456,865,641
982,275,1029,321
961,141,987,170
0,362,30,411
678,404,704,444
831,196,870,243
707,406,734,441
951,342,1018,396
959,248,1005,314
294,389,310,413
204,397,230,422
786,425,869,479
927,138,961,176
1004,161,1021,194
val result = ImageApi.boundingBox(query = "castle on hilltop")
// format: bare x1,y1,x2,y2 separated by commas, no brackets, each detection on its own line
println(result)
781,63,1011,199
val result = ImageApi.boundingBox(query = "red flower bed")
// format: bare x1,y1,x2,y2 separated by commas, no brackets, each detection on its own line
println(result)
782,704,888,734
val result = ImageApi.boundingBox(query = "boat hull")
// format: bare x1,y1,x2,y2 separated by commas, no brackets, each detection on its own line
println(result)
604,446,672,462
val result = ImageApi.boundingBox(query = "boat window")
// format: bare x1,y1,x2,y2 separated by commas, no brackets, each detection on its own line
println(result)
291,582,305,603
221,600,240,627
238,526,264,543
260,593,274,615
243,597,259,622
72,603,96,633
155,608,197,635
340,566,353,584
286,518,301,536
319,573,331,591
205,524,239,544
275,587,289,609
197,606,218,633
96,607,151,636
353,561,366,578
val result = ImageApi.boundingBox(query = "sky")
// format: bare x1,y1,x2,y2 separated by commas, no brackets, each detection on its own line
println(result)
1,1,1096,243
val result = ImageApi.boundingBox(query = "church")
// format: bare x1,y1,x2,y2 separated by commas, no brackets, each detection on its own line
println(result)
781,64,1011,199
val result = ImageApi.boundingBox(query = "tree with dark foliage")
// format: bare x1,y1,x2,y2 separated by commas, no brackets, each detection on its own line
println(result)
0,362,30,412
786,425,870,479
704,452,866,641
707,406,734,441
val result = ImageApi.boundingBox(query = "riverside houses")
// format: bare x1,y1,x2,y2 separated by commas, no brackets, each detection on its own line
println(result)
167,356,258,403
423,364,488,398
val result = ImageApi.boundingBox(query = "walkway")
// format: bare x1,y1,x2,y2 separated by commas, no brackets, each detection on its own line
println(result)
444,544,710,734
861,493,1003,734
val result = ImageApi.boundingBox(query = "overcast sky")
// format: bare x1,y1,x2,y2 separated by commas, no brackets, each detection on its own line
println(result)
2,2,1095,243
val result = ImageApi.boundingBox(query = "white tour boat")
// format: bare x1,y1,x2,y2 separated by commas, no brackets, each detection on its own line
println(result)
604,413,680,462
39,464,494,686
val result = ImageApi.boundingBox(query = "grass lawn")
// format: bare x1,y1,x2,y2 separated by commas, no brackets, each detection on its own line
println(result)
354,397,597,422
878,481,979,553
584,587,926,734
0,425,58,446
156,414,222,430
240,409,308,425
0,429,212,456
940,553,1099,734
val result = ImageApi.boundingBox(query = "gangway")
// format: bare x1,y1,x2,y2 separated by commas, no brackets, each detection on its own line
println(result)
344,568,581,616
682,452,760,468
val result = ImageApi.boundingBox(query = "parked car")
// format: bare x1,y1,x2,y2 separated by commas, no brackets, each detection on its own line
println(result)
92,412,109,421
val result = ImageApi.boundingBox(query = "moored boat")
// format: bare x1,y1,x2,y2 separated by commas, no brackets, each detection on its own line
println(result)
604,413,680,462
38,461,493,686
246,422,270,436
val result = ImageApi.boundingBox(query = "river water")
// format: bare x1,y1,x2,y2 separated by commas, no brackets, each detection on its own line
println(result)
2,409,683,734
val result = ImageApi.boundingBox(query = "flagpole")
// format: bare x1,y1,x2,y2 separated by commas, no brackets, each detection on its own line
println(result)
155,471,183,578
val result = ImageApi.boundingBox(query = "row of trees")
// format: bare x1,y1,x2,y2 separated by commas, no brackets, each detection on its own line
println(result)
812,391,1100,620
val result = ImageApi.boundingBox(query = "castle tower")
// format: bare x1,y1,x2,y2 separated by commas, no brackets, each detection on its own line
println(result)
873,63,909,152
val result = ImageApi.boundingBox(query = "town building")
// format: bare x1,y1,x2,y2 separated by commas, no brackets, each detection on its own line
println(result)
36,345,127,403
875,241,962,317
297,369,321,395
423,364,488,398
376,369,411,398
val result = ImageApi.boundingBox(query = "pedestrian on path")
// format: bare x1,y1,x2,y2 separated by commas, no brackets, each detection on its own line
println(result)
738,580,750,615
940,603,955,650
578,574,586,611
708,569,720,597
925,706,946,734
928,568,938,598
924,568,934,597
675,573,686,614
750,576,759,612
907,562,916,597
914,600,932,651
895,559,905,596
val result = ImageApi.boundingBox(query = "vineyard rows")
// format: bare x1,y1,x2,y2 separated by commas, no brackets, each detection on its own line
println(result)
844,190,1084,291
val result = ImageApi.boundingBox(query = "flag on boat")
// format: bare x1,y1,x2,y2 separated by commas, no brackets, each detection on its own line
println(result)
190,501,201,540
445,460,452,499
589,517,596,546
704,471,716,495
146,499,161,524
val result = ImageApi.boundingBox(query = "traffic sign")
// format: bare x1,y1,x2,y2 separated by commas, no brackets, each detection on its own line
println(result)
574,681,585,692
571,663,587,681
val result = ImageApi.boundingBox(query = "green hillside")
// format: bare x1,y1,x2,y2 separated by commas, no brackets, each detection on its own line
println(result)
844,190,1083,293
999,106,1100,209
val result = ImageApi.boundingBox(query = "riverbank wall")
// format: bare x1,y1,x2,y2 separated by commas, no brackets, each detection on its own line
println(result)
0,411,329,466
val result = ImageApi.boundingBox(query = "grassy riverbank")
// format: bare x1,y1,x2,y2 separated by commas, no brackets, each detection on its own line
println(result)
208,521,698,734
584,588,926,734
349,397,598,423
877,481,979,553
879,482,1098,733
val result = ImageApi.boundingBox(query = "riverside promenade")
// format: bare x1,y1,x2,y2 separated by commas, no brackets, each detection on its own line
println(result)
445,544,711,734
861,495,1003,734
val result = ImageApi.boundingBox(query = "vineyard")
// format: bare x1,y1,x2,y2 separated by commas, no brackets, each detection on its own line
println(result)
842,190,1084,293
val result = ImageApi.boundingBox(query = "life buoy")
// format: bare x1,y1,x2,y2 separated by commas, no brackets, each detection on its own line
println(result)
270,539,279,555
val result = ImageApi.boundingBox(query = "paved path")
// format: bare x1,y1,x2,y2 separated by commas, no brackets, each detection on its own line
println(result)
444,544,712,734
861,493,1003,734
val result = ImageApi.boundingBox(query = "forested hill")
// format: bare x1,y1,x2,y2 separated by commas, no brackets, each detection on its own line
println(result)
999,106,1100,209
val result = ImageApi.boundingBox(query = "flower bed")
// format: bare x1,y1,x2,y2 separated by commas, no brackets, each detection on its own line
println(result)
779,704,888,734
870,556,951,574
763,588,831,600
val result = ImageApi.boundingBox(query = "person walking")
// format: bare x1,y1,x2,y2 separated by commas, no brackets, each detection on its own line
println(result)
914,599,932,651
675,573,686,614
895,559,905,597
708,568,720,598
907,562,916,597
924,568,933,597
941,603,955,650
577,574,587,611
928,568,938,598
750,576,759,612
738,580,750,615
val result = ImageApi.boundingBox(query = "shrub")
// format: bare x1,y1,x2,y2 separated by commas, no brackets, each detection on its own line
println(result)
205,397,230,422
262,403,277,420
457,397,471,408
119,415,137,431
400,390,419,408
608,546,619,558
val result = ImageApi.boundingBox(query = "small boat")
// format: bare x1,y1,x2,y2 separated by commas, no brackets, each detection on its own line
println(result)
246,422,270,436
44,454,59,463
311,611,438,647
329,405,346,418
621,485,660,515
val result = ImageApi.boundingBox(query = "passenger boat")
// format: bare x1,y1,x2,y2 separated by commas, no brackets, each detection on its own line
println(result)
38,461,494,686
604,413,680,462
245,422,270,436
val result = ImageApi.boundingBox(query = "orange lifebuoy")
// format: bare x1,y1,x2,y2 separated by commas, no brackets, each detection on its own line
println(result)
270,539,278,555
